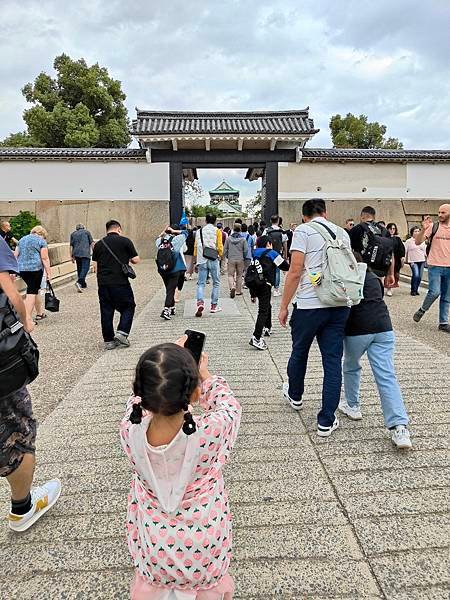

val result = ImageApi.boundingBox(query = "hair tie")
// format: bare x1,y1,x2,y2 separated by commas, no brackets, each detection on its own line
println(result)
182,408,197,436
129,402,143,424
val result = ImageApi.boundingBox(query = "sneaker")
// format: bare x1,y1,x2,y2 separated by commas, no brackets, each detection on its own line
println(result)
104,341,117,350
438,324,450,333
195,302,204,318
170,306,176,316
230,288,236,299
9,479,62,532
282,382,303,410
338,401,362,420
75,282,83,293
413,308,425,322
273,288,281,297
114,332,130,347
249,336,267,350
210,304,222,313
160,308,171,321
263,327,272,337
386,289,393,297
391,425,412,449
317,418,339,438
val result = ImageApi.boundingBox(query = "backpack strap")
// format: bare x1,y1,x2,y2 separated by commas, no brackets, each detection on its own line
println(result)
308,221,337,241
426,222,439,255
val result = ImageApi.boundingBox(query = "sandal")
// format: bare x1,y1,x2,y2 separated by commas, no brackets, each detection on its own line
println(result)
35,314,47,320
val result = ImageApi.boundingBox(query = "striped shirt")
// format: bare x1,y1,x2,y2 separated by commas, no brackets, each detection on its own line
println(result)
290,217,351,309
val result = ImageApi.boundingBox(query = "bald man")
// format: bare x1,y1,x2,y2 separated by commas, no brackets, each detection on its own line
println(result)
413,204,450,333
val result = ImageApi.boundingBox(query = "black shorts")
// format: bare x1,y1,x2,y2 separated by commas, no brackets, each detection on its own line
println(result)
20,270,44,295
0,387,36,477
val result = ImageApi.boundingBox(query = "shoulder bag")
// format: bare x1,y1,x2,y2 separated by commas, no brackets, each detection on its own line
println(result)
45,281,60,312
101,238,136,279
199,228,219,260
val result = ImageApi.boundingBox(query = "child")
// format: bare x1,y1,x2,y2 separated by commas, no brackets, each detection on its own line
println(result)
340,254,412,449
120,339,241,599
248,235,289,351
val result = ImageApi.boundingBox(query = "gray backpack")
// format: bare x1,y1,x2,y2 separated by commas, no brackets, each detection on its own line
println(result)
308,222,365,307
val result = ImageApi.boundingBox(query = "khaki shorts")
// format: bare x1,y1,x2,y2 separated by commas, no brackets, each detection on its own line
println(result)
0,387,36,477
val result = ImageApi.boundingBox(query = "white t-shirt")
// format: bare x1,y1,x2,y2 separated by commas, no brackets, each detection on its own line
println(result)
290,216,351,309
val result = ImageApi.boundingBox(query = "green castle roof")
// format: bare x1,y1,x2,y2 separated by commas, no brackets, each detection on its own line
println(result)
209,180,240,195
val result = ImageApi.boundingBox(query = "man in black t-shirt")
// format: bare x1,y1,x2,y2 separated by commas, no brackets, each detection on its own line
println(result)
0,220,18,250
92,220,140,349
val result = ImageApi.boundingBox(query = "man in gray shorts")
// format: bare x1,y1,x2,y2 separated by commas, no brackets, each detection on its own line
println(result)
0,237,61,532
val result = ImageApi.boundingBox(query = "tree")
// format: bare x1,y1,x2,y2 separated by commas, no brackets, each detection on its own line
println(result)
184,179,204,207
330,113,403,149
246,190,262,220
1,54,131,147
10,211,41,239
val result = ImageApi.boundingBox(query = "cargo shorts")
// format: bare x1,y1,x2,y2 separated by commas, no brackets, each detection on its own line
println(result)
0,386,36,477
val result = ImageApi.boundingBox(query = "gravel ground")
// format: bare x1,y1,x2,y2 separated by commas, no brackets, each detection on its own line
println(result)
28,260,162,422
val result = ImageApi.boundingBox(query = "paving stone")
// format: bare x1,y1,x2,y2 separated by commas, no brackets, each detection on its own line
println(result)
383,586,450,600
333,467,450,495
321,449,450,472
370,548,449,591
228,476,335,504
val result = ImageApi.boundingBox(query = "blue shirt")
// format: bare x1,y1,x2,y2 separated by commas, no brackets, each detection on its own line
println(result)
240,233,254,259
0,236,19,274
17,233,47,272
70,229,93,258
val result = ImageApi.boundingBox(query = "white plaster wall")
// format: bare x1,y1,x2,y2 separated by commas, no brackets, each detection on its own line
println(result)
406,164,450,198
0,161,169,201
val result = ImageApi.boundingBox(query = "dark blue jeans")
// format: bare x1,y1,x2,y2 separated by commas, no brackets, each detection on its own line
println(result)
75,257,91,288
98,284,136,342
288,306,350,427
409,261,425,294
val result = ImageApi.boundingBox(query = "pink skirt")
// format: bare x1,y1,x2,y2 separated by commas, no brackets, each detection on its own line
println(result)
131,572,235,600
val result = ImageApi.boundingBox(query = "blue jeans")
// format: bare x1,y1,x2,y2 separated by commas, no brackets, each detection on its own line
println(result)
288,306,350,427
421,265,450,324
197,260,220,305
98,284,136,342
409,261,425,294
75,257,91,288
274,267,281,289
343,331,408,428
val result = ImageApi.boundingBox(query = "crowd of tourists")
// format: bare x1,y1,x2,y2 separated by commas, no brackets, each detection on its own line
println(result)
0,201,449,599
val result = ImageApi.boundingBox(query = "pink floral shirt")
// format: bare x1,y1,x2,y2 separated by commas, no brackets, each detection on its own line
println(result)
120,376,241,592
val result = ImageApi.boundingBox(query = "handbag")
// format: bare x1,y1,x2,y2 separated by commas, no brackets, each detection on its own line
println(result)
199,228,219,261
45,282,60,312
0,293,39,396
101,238,136,279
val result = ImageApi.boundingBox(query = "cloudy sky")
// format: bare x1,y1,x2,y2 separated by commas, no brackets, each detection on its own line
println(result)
1,0,450,205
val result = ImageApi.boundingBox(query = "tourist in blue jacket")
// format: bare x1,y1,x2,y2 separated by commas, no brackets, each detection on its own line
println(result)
156,225,188,320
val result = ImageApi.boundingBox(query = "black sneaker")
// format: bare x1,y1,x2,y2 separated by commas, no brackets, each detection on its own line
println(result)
160,308,171,320
170,307,176,316
413,308,425,322
438,324,450,333
317,418,339,438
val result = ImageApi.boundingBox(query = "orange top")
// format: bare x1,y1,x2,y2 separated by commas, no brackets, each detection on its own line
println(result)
425,222,450,267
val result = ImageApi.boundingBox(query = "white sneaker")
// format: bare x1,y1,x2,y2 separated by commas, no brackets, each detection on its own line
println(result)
249,336,267,350
210,304,222,313
338,401,362,420
273,288,281,297
114,332,130,347
391,425,412,449
282,382,303,410
263,327,272,337
317,418,339,438
75,282,83,293
9,479,62,532
386,289,393,297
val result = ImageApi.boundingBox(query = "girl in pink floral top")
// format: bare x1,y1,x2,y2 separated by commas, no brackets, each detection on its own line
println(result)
120,338,241,600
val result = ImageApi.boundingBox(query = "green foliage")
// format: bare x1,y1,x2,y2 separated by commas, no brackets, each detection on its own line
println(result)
330,113,403,149
246,191,262,220
1,54,131,148
0,131,40,147
9,211,41,239
190,204,224,218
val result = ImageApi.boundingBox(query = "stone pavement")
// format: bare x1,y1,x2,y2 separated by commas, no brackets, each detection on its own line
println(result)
0,267,449,599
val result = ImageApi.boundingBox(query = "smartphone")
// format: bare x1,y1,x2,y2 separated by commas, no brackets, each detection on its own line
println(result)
184,330,206,364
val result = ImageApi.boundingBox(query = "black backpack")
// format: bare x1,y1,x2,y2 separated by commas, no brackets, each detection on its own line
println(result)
156,236,175,273
360,222,394,276
266,227,283,254
244,250,271,291
0,293,39,396
426,222,440,257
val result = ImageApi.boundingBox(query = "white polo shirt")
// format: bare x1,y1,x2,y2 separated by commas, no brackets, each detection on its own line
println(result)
290,216,351,309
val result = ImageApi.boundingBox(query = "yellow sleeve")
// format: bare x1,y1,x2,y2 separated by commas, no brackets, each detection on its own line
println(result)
194,237,197,257
217,229,223,258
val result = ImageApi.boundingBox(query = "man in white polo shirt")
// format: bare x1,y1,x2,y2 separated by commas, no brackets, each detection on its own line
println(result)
279,198,352,438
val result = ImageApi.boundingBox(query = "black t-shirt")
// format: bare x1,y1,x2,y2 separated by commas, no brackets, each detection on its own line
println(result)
0,229,14,249
92,233,138,286
345,271,392,336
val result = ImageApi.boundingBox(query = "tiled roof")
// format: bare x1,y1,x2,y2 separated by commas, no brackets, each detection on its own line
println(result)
210,181,239,194
0,148,147,160
301,148,450,162
132,110,318,136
